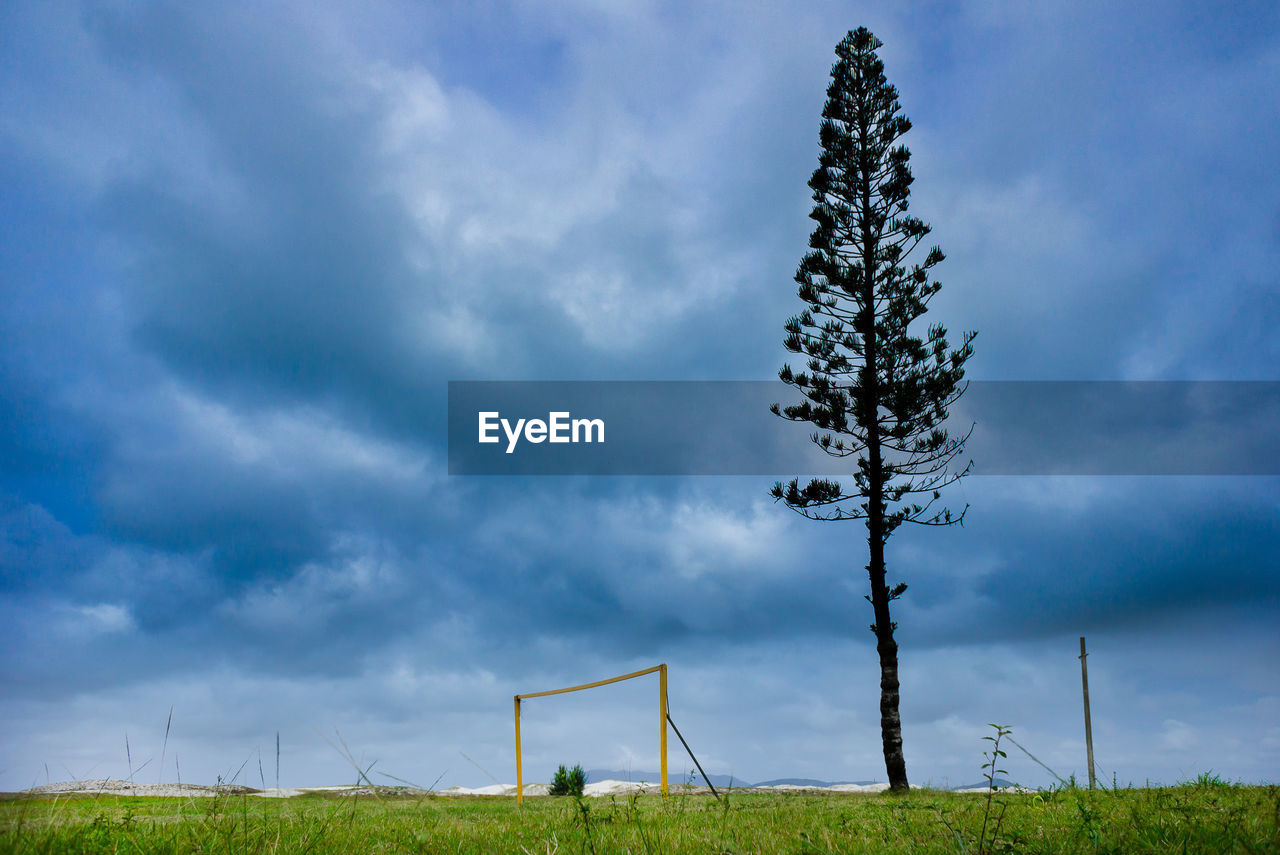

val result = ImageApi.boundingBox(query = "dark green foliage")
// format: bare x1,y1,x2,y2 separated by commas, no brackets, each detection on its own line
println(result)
771,26,975,792
549,764,587,797
771,25,975,528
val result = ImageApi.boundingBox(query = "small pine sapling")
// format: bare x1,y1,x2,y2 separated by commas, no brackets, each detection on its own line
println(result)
549,763,587,797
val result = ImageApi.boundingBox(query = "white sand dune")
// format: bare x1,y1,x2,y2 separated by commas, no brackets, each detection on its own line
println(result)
22,778,1026,798
19,779,426,798
21,779,259,798
434,779,890,796
438,783,550,797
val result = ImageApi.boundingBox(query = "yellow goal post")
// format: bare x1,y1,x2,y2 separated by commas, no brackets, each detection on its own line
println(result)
514,663,667,804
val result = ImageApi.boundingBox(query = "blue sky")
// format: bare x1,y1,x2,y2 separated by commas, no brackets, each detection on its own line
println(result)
1,0,1277,791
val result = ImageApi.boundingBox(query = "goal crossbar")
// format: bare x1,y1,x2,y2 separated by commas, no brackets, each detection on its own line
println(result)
515,663,667,804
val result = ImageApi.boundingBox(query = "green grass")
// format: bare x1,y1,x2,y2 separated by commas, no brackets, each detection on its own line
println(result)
2,781,1276,854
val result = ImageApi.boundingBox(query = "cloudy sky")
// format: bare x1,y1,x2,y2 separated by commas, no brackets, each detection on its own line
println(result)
2,1,1278,792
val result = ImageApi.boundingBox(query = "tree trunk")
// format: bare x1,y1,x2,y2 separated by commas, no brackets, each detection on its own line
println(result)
867,494,909,791
857,88,908,793
864,352,908,791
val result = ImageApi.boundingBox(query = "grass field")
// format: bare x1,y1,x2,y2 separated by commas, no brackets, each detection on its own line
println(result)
2,778,1276,854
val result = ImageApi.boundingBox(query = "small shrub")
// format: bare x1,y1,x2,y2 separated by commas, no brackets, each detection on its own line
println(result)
550,764,587,797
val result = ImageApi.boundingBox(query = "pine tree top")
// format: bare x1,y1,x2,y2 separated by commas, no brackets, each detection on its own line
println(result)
771,27,975,532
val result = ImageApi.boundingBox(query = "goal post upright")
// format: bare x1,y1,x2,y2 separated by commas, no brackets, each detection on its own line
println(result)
514,663,669,805
659,663,668,796
514,695,523,803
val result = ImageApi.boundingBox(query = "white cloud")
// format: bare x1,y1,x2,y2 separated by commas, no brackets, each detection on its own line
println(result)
1159,719,1199,752
218,536,404,632
61,602,135,636
128,381,434,489
664,499,790,580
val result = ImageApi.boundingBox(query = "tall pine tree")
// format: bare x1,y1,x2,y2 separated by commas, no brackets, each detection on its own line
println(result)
771,27,975,792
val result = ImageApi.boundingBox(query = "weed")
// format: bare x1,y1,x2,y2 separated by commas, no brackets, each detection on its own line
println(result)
1186,770,1232,789
976,723,1012,855
571,794,595,855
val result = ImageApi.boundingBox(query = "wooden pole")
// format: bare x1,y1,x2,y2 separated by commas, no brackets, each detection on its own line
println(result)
659,664,668,796
516,664,665,700
1079,636,1096,790
515,697,523,805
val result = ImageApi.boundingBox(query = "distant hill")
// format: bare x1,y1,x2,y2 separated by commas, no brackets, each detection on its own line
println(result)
952,778,1019,791
753,778,879,788
585,769,742,788
585,770,1016,790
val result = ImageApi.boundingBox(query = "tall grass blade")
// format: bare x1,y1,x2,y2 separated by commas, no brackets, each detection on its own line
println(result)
158,706,173,785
